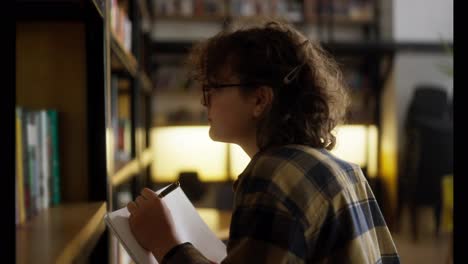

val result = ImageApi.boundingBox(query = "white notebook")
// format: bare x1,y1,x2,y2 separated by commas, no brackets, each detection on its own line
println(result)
104,184,227,264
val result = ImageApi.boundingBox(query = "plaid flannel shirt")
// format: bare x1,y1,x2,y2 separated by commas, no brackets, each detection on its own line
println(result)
163,144,400,264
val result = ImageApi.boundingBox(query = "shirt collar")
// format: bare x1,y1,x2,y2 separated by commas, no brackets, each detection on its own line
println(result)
232,145,277,192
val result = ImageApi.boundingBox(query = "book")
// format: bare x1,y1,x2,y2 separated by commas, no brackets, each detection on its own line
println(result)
16,108,22,224
105,184,227,264
21,109,31,219
304,0,318,21
35,111,44,213
111,75,119,163
39,110,50,209
26,111,39,216
48,110,61,206
16,107,26,225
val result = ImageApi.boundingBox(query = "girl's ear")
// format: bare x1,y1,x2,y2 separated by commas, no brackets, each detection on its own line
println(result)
252,86,274,118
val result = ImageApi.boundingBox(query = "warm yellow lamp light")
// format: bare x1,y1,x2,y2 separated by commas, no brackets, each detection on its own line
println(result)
228,125,379,179
151,124,378,182
229,144,251,180
151,126,228,182
366,125,378,178
331,124,378,178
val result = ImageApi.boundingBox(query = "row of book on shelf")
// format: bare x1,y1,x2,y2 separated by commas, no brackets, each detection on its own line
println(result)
111,0,133,53
15,107,60,226
152,0,374,22
111,75,133,166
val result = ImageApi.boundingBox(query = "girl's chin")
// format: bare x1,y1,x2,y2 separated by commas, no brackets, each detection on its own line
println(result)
208,127,221,142
208,127,231,143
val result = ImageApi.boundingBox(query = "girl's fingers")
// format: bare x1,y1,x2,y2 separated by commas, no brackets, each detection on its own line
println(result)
136,195,147,206
141,188,159,201
127,201,138,214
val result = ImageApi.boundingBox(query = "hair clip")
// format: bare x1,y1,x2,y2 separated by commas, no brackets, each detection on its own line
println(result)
283,62,306,85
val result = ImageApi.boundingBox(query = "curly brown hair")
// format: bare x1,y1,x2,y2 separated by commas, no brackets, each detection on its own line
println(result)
186,19,350,151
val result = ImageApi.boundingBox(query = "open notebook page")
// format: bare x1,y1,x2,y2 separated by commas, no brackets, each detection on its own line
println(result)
105,185,227,264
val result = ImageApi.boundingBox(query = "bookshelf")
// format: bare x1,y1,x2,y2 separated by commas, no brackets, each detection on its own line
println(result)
15,0,154,263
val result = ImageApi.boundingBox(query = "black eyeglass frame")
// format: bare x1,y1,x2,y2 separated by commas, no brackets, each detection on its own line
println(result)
201,82,261,106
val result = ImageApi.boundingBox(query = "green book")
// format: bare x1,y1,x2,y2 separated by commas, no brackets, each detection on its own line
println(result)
48,110,61,206
20,108,31,219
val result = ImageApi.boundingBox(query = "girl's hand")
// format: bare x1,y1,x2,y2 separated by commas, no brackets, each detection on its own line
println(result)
127,188,182,262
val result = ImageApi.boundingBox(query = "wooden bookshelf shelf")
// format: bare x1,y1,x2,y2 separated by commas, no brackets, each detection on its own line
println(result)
111,31,138,77
112,147,155,186
140,147,154,168
16,202,107,264
112,158,140,186
140,72,153,94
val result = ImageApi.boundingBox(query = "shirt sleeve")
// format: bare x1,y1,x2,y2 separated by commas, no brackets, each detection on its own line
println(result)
161,242,215,264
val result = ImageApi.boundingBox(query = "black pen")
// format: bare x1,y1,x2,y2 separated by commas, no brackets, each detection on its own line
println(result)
158,181,180,198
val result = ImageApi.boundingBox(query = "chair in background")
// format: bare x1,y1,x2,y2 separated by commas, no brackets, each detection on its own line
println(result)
178,171,207,203
396,85,453,241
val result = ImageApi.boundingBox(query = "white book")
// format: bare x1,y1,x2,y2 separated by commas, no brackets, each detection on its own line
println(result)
26,113,38,215
40,110,50,209
105,184,227,264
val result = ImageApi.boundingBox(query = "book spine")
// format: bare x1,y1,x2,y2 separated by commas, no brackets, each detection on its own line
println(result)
16,107,26,224
21,110,31,220
123,16,132,53
40,110,50,209
124,120,131,157
111,75,119,161
304,0,317,21
26,111,38,216
48,110,61,206
194,0,204,16
35,111,44,213
16,108,19,225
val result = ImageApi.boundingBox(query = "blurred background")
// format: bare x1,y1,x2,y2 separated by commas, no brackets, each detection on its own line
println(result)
15,0,453,263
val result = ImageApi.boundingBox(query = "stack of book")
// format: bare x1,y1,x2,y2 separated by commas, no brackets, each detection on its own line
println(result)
15,107,61,226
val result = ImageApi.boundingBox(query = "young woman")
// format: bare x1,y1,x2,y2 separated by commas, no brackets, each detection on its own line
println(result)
126,19,400,263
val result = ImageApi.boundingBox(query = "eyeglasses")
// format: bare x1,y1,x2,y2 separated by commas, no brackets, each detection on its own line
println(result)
201,83,259,106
